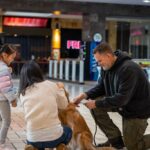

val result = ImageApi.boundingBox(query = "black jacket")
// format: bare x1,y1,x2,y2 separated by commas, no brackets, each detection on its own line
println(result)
86,51,150,118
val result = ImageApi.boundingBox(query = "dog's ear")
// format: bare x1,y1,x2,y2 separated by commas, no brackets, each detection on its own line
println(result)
57,82,65,89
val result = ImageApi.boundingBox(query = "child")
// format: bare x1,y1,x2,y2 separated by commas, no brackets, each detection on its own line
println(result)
18,60,72,150
0,44,17,148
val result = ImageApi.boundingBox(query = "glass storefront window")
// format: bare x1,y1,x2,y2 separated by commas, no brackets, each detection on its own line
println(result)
106,18,150,59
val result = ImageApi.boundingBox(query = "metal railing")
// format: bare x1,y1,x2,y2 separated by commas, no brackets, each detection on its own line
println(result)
49,60,84,84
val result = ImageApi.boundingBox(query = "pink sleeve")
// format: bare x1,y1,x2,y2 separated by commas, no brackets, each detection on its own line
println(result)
0,76,10,82
0,76,12,90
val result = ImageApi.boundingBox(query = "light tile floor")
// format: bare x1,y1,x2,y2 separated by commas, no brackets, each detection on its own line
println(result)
1,79,150,150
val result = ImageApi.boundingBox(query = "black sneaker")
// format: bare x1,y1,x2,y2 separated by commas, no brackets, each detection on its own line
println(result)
97,140,111,147
97,136,125,149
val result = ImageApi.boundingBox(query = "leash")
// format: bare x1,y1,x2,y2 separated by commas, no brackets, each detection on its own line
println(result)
90,109,98,147
62,87,70,103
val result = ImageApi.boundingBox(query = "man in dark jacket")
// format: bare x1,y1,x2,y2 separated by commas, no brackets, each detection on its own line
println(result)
74,42,150,150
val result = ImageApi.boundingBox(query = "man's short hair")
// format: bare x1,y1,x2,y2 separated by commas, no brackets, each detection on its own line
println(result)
93,42,113,55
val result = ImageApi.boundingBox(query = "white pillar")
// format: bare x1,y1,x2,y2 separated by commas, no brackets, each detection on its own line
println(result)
59,60,63,79
49,60,53,78
65,60,69,80
54,60,58,78
79,60,84,84
72,60,76,82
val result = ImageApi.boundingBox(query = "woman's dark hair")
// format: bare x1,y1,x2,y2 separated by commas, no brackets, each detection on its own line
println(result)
19,60,44,96
0,44,17,55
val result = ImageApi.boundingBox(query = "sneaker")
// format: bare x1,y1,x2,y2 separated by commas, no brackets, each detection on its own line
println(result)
97,140,111,147
97,136,125,149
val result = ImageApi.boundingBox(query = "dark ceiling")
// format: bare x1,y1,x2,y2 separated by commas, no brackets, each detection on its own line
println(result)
0,0,150,18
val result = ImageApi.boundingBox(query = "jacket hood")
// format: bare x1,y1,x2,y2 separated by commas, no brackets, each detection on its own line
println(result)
110,50,131,70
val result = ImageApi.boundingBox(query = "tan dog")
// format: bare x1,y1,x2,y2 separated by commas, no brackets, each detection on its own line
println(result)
59,102,95,150
59,103,115,150
57,82,115,150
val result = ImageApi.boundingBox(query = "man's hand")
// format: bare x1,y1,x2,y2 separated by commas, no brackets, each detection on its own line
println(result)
11,100,17,107
84,99,96,109
73,93,87,105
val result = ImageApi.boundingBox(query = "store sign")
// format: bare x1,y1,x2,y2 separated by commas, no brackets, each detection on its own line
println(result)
3,17,48,27
67,40,81,49
130,26,143,36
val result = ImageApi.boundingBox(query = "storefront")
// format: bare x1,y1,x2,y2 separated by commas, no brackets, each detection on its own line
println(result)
106,18,150,59
106,18,150,80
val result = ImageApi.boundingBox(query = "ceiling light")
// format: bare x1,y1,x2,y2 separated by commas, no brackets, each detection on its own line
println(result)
143,0,150,3
2,11,82,20
53,10,61,15
3,11,53,18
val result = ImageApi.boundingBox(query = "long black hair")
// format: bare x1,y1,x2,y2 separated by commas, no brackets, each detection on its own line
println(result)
19,60,44,96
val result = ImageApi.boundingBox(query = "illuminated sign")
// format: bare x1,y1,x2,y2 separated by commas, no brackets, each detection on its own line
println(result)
3,17,48,27
130,26,143,36
67,40,80,49
93,33,102,42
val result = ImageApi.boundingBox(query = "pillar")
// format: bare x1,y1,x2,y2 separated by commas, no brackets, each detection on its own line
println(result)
107,21,117,51
51,18,61,60
0,16,2,33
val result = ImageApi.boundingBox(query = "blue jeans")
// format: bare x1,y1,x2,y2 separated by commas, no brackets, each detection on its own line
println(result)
27,126,72,150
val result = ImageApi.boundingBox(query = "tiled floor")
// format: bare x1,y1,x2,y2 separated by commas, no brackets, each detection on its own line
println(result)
1,79,150,150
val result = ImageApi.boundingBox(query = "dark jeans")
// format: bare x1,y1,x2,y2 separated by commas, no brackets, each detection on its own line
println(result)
27,126,72,150
92,107,150,150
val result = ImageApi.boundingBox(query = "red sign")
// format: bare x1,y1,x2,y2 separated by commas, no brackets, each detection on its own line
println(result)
67,40,80,49
3,17,48,27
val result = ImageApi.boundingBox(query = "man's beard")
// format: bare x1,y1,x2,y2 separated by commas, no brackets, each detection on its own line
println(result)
102,66,110,70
